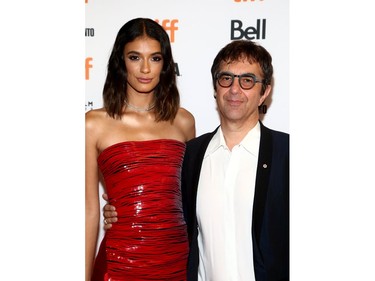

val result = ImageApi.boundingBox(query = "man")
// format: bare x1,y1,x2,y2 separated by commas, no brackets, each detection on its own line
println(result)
103,40,289,280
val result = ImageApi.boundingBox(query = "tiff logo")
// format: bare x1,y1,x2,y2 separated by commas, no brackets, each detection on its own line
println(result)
86,57,93,80
155,19,178,43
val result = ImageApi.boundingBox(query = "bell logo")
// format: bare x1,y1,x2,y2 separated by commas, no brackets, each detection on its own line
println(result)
231,19,266,40
155,19,178,43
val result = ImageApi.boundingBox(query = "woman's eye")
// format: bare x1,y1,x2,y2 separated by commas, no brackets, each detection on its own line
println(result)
152,56,163,62
128,55,139,61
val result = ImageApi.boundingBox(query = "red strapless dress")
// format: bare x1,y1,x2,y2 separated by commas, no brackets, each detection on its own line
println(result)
91,139,188,281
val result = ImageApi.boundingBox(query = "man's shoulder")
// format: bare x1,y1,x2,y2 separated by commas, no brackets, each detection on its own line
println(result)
188,127,219,144
269,128,289,140
260,123,289,152
261,123,289,138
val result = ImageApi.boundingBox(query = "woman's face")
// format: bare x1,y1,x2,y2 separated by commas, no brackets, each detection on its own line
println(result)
123,36,163,95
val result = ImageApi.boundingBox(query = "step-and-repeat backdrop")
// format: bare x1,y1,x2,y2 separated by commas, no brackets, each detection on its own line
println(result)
85,0,289,248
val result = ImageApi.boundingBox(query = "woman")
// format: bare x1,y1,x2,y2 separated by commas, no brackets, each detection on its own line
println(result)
85,18,195,281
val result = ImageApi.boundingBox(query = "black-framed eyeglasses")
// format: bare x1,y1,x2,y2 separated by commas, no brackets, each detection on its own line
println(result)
216,72,264,90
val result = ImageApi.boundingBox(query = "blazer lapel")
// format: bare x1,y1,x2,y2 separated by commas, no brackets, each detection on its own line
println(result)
189,129,218,207
252,123,273,244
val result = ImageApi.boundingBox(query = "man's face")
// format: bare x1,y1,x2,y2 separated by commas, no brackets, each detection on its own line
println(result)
215,59,271,126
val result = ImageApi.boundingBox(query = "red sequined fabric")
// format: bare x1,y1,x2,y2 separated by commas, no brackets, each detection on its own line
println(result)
92,139,188,281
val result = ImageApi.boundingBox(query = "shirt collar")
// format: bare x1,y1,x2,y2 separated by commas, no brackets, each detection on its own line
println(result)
240,121,261,156
205,121,261,157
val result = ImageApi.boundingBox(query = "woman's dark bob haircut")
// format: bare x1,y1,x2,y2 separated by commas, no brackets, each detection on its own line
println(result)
103,18,180,121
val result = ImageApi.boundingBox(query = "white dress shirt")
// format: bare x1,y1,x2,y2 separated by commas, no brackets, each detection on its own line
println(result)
197,122,260,281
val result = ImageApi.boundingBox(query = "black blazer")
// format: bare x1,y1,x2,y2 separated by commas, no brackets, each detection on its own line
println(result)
181,122,289,281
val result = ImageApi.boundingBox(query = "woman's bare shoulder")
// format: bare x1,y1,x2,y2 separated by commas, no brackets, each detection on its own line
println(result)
175,107,196,141
85,108,107,131
177,107,195,120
